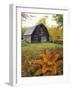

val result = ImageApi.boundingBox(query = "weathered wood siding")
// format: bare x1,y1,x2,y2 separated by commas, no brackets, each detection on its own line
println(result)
24,35,31,43
31,24,49,43
23,24,49,43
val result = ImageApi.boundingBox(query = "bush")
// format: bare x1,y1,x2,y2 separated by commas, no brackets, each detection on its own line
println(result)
21,48,63,77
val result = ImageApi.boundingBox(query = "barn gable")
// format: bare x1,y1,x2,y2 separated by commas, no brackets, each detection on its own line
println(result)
23,24,49,43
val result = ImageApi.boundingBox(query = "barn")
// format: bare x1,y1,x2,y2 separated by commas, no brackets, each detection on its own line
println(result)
23,24,49,43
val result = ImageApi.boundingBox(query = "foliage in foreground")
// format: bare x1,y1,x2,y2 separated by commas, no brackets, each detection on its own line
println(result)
21,48,63,77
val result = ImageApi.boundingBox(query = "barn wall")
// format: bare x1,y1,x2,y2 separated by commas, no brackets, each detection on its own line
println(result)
31,24,49,43
23,35,31,43
23,24,49,43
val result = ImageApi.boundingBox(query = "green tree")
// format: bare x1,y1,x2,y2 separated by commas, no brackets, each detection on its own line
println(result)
53,14,63,28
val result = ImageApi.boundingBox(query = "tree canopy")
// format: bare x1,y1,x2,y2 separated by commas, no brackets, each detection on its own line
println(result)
37,16,48,25
53,14,63,28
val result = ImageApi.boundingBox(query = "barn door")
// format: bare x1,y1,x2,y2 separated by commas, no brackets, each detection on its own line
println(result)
41,36,47,42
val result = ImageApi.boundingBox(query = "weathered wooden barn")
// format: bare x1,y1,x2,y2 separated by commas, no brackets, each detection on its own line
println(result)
23,24,49,43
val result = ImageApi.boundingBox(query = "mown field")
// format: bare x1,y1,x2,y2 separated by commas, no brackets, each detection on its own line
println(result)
21,42,63,77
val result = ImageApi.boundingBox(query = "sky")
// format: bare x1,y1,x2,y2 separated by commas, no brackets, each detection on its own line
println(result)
21,13,58,28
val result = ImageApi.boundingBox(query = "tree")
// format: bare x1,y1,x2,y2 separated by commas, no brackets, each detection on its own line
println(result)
21,27,27,40
21,13,35,21
53,14,63,28
21,13,29,21
48,26,63,42
37,16,48,25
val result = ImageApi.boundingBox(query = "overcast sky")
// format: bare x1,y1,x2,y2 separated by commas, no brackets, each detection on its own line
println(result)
21,13,58,28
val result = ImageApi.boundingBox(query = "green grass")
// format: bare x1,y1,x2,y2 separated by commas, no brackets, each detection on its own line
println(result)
22,41,62,50
21,42,63,61
21,41,63,61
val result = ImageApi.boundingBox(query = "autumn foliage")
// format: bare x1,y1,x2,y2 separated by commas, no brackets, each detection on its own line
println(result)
21,48,63,77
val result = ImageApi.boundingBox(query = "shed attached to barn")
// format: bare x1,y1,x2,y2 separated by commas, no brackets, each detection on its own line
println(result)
23,24,49,43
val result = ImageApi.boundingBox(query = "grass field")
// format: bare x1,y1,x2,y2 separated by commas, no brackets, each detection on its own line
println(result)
21,41,63,77
22,41,62,49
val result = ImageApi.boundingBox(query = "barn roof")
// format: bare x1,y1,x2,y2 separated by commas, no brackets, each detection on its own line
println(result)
23,24,48,35
24,26,36,35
